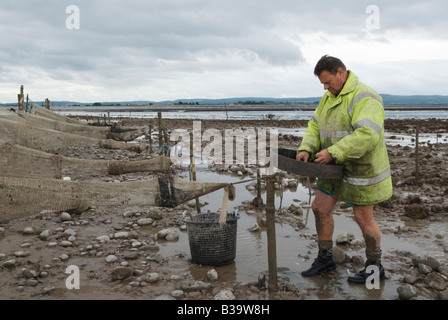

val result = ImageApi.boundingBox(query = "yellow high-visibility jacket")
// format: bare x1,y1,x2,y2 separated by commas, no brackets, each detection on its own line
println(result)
298,71,393,205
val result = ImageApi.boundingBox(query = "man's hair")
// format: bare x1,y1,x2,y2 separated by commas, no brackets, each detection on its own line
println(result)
314,55,347,76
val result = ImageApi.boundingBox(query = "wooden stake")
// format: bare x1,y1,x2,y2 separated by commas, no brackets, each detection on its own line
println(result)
254,130,263,207
158,112,163,149
18,85,24,110
148,125,153,152
190,132,200,214
266,175,278,292
415,128,419,180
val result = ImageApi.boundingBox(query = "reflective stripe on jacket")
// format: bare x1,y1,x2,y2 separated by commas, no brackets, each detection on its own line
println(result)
298,71,393,205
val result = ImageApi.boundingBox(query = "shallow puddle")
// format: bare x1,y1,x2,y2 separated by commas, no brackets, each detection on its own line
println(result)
156,167,447,300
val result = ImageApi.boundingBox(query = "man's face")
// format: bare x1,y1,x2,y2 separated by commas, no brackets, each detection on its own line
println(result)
318,68,347,96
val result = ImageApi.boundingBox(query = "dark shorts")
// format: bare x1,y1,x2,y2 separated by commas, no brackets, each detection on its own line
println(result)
317,188,358,207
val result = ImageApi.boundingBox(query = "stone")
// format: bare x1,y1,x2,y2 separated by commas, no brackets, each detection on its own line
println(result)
397,284,419,300
111,266,133,281
213,289,235,300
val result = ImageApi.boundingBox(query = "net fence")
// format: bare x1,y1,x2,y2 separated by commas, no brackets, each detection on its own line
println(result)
0,104,228,222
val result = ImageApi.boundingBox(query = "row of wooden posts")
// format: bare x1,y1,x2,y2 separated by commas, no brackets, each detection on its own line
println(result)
17,85,50,110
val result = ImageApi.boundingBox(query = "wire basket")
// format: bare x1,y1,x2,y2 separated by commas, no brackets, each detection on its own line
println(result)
183,211,240,266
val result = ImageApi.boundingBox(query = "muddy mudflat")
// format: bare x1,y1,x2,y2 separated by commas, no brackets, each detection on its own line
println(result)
0,118,447,301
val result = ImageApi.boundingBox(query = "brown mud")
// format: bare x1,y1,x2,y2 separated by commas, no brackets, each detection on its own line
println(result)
0,118,447,301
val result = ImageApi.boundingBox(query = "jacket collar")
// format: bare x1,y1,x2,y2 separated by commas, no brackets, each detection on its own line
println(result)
338,70,358,97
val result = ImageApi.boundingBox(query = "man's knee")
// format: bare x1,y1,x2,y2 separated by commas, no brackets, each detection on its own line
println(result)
312,201,332,218
353,206,375,226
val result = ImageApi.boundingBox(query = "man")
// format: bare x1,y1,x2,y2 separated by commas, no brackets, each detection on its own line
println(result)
296,55,393,284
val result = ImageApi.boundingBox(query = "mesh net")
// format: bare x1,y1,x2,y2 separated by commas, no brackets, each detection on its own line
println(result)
0,109,148,153
0,105,228,222
0,140,171,180
17,109,111,139
0,175,228,222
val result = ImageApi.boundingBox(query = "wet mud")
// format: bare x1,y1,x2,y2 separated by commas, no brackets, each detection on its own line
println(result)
0,118,447,300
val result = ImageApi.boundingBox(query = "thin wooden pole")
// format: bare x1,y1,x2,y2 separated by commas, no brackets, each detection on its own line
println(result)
190,132,200,214
158,112,163,149
254,130,263,207
148,125,153,152
266,175,278,292
415,128,419,180
18,85,24,110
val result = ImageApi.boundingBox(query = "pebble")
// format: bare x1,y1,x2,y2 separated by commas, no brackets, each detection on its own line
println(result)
60,212,72,221
60,241,72,247
15,251,30,258
332,246,346,264
39,230,51,240
60,254,69,261
397,284,419,300
23,227,34,235
3,259,16,269
213,289,235,300
144,272,160,283
207,269,219,281
106,255,118,263
111,266,133,281
157,228,179,241
114,231,129,239
171,290,184,298
63,229,76,237
136,218,153,226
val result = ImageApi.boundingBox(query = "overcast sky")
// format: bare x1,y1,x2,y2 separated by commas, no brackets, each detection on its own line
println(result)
1,0,447,103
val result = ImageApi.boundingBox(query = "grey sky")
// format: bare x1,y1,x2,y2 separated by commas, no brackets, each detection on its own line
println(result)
1,0,447,102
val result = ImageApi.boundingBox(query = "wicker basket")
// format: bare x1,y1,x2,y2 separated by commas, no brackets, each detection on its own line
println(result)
183,211,240,266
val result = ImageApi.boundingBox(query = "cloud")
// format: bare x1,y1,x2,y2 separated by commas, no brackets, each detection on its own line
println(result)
1,0,447,102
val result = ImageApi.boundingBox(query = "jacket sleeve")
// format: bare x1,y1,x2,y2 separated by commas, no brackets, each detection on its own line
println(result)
327,98,384,164
297,99,324,160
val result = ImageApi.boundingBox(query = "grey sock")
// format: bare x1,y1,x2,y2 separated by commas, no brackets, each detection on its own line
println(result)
318,240,333,256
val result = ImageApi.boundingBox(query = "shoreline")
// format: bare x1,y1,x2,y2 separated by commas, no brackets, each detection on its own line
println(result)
46,104,448,113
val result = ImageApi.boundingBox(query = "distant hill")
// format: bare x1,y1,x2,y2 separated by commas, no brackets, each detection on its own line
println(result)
380,95,448,105
2,95,448,107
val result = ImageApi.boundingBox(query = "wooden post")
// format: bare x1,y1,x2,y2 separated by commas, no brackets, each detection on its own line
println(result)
253,130,263,207
18,85,24,110
266,175,278,292
148,125,153,152
45,98,50,109
415,128,419,180
163,127,169,145
25,94,29,110
108,112,111,126
190,132,201,213
158,112,163,149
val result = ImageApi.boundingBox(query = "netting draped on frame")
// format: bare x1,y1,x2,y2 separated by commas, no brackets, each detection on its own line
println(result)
0,109,148,153
0,140,172,179
0,175,228,222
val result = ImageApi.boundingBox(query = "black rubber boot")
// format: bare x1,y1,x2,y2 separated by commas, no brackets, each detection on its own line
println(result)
348,262,385,284
301,251,337,277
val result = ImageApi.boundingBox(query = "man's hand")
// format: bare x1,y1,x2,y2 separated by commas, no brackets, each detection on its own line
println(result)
296,151,310,162
314,149,333,164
